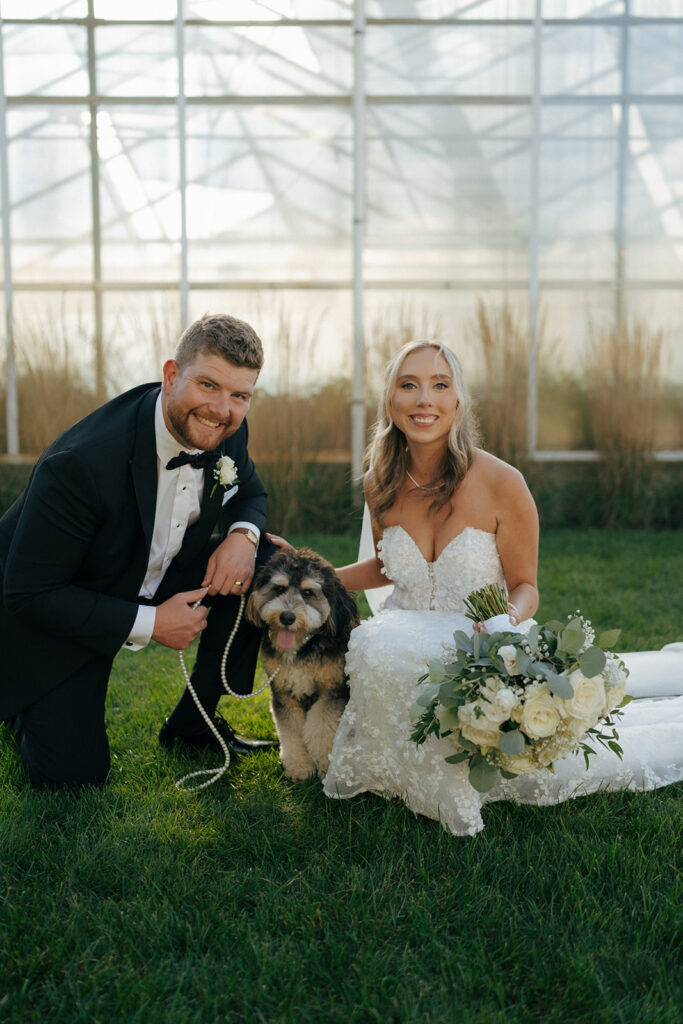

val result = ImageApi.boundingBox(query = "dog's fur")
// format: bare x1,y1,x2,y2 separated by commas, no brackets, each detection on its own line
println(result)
247,547,360,782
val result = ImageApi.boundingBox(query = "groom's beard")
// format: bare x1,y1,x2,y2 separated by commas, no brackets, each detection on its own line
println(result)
165,401,239,452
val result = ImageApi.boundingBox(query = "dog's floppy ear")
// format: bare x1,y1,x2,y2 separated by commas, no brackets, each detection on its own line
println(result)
324,572,360,639
245,591,261,626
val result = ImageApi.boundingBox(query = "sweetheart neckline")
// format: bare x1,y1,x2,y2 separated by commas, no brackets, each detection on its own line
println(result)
383,524,497,565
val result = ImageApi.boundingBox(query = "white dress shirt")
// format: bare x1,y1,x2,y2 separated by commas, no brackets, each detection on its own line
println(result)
123,394,259,651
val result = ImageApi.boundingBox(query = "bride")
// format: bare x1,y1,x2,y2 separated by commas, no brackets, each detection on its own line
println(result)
323,341,683,836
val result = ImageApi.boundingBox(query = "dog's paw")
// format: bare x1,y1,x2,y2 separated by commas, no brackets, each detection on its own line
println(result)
283,761,316,783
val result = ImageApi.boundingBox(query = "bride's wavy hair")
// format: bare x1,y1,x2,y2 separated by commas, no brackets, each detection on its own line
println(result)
365,340,479,524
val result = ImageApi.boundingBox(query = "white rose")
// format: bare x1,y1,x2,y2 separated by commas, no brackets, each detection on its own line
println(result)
458,701,501,749
564,716,591,743
479,687,519,726
560,670,607,724
520,684,562,740
215,454,238,487
497,751,536,776
498,645,521,675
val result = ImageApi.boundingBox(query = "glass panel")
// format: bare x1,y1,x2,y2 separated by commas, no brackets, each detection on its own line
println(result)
185,106,352,283
365,25,533,96
624,105,683,282
94,0,176,19
184,291,352,394
538,105,619,280
183,25,351,97
3,24,88,97
8,107,93,282
0,1,86,16
542,24,620,95
102,291,182,390
96,25,177,96
631,1,683,14
186,0,351,18
366,1,534,14
630,24,683,96
542,0,624,15
366,104,531,283
98,107,180,282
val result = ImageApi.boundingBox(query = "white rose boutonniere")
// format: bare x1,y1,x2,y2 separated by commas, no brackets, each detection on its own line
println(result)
210,454,238,497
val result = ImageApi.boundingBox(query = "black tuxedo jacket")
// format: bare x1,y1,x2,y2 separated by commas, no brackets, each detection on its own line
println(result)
0,383,268,718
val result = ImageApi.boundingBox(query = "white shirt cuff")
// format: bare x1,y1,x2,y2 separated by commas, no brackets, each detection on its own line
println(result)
122,604,157,651
228,522,261,544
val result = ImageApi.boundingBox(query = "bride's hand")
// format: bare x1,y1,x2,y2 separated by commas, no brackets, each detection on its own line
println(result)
473,603,521,633
266,532,292,550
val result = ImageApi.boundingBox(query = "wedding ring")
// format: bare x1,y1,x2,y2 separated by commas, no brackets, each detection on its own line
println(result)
234,580,243,587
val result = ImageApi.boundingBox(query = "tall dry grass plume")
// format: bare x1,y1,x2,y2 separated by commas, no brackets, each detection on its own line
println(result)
13,308,101,454
246,301,351,533
586,318,665,525
470,297,538,468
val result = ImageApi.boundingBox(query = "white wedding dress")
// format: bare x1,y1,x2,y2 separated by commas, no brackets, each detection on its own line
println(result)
322,524,683,836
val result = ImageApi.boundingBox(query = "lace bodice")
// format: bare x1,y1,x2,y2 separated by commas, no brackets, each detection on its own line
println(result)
378,525,504,612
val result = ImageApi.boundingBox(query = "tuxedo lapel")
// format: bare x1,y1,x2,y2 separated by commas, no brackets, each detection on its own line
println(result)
129,388,160,557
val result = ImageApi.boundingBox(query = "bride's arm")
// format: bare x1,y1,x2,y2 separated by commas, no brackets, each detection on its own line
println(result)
336,557,387,592
494,463,539,624
336,471,389,592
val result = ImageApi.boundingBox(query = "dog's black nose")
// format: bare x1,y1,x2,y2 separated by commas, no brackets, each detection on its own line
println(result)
279,611,296,627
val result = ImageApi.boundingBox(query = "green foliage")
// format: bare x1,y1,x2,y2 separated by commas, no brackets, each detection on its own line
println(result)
0,531,681,1022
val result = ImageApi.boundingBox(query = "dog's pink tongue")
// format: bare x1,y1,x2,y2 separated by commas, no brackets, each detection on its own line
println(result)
275,629,297,650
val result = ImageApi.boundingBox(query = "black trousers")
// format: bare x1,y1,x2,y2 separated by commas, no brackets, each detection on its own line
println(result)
11,538,275,790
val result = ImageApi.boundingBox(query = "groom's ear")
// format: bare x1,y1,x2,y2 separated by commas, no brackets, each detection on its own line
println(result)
162,359,179,394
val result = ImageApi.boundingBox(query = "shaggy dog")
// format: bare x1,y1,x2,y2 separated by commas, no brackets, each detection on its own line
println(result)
247,547,360,782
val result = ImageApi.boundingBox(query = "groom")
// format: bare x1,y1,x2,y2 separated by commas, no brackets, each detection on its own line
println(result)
0,312,277,789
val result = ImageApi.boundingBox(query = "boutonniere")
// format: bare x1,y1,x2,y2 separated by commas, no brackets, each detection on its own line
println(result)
210,454,238,497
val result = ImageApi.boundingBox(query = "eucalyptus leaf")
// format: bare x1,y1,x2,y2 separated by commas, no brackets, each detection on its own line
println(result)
498,730,525,755
453,630,474,654
525,624,540,651
468,758,499,793
500,769,519,780
409,700,426,721
428,659,447,683
598,629,621,648
532,662,575,699
558,628,585,655
617,694,633,708
439,708,461,734
444,751,469,764
456,732,478,753
578,646,606,678
543,620,565,634
416,682,440,707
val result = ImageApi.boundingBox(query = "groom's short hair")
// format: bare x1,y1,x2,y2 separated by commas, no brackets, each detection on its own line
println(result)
174,313,264,372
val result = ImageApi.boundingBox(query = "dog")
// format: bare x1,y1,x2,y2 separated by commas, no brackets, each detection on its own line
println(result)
247,546,360,782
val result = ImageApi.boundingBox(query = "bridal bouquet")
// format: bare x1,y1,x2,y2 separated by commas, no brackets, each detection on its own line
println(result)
410,585,630,793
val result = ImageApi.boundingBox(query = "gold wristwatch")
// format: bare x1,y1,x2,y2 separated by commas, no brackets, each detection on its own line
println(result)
232,527,258,547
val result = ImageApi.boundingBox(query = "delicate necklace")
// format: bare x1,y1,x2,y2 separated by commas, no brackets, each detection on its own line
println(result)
406,469,442,491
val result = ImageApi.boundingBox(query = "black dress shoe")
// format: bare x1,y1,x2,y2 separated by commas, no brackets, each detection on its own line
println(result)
159,715,278,755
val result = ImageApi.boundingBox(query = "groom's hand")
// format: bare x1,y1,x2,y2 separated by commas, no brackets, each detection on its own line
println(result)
202,533,256,596
152,589,209,650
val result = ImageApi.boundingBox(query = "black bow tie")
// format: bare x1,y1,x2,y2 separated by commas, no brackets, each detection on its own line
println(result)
166,450,215,471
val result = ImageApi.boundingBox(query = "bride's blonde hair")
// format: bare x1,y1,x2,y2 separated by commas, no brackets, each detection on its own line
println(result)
364,340,478,524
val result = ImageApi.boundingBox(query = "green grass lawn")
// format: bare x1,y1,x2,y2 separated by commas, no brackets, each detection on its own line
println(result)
1,530,681,1024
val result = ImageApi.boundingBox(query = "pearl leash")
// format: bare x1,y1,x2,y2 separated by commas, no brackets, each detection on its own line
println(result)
175,593,279,792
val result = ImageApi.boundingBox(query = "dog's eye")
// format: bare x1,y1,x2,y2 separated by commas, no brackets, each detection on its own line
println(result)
301,588,315,599
272,585,288,596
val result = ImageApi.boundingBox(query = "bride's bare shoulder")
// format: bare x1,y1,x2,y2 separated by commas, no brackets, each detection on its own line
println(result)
469,449,531,499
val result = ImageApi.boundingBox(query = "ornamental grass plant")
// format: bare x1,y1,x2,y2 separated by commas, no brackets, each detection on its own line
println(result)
1,530,681,1024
